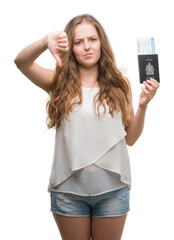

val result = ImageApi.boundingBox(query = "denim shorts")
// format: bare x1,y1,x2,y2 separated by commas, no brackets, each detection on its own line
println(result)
50,185,130,218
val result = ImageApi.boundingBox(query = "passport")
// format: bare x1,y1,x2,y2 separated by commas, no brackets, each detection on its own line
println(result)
137,54,160,83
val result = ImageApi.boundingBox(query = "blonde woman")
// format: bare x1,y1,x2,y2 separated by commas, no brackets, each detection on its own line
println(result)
14,14,160,240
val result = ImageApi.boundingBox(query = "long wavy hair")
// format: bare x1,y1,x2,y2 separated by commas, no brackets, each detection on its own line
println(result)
46,14,132,129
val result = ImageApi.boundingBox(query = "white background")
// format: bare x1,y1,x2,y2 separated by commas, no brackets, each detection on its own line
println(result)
1,0,174,239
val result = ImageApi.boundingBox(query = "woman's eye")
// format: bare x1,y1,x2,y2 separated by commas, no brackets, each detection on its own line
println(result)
74,38,97,45
74,41,81,45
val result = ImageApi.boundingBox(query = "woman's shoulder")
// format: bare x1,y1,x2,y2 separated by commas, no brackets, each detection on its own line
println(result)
122,76,130,84
122,76,132,90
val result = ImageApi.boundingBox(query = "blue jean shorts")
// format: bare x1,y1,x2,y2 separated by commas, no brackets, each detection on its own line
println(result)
50,185,130,218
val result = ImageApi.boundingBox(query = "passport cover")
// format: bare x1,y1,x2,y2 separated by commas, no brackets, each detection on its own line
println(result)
137,54,160,83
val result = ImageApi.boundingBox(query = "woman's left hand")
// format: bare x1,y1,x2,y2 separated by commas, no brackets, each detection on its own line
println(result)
139,78,160,109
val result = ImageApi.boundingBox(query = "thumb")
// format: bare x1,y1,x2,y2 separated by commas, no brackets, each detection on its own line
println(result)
54,54,62,67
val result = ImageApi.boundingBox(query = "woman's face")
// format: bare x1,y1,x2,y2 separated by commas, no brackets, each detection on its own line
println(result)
73,22,101,68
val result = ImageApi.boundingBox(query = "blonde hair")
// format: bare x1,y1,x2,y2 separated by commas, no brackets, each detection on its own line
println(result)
46,14,132,129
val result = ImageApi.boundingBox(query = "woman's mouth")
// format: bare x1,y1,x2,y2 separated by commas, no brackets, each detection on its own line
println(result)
84,53,93,57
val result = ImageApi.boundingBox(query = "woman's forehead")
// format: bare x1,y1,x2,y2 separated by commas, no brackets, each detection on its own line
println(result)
73,22,98,39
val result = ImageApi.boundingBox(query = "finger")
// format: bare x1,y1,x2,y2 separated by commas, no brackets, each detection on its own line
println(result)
56,46,69,52
58,38,68,43
146,79,158,88
58,32,67,39
143,81,153,91
57,43,68,48
149,78,160,85
142,87,149,94
149,79,160,89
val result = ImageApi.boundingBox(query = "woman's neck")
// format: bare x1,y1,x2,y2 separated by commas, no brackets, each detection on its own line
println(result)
79,65,99,87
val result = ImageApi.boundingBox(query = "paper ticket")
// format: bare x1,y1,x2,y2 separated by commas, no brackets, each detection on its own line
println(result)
137,38,155,55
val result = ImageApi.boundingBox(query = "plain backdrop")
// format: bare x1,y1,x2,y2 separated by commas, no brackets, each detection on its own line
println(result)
1,0,174,239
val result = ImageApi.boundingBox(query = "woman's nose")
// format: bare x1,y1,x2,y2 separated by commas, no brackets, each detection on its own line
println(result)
84,41,90,50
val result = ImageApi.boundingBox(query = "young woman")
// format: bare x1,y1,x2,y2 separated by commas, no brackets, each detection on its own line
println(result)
14,14,160,240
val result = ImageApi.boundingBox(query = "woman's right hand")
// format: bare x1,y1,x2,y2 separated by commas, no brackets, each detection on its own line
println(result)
45,31,69,67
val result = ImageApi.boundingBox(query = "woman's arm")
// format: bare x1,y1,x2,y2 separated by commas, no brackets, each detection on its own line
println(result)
14,37,56,93
14,37,48,68
14,32,68,93
124,78,160,146
125,105,147,146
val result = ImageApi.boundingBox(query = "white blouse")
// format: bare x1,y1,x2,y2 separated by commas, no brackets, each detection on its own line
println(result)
48,86,132,196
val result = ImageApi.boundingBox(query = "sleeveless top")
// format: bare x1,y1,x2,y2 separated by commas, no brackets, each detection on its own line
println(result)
47,87,132,196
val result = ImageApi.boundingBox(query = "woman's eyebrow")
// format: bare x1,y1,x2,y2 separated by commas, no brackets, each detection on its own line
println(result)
74,35,98,41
